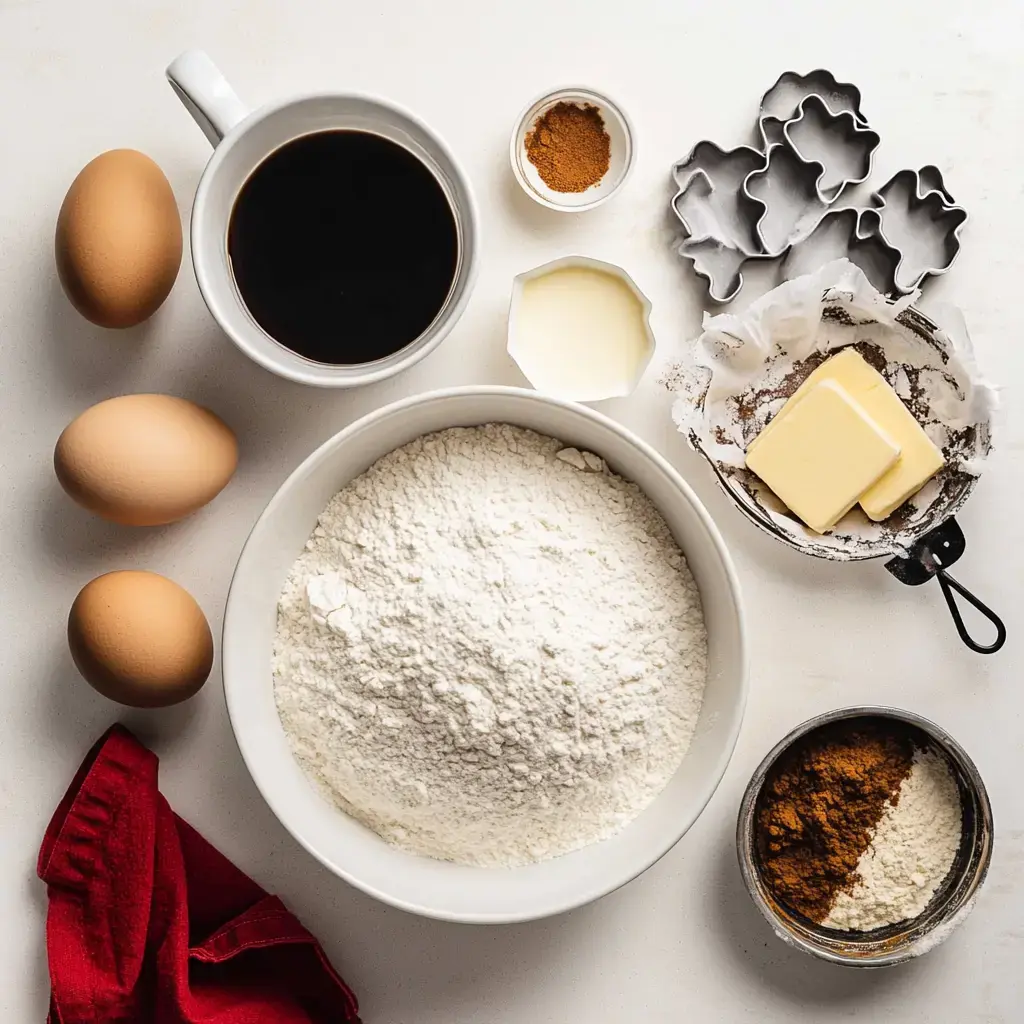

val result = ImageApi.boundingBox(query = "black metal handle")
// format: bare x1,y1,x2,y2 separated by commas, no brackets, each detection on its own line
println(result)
884,517,1005,655
934,569,1006,654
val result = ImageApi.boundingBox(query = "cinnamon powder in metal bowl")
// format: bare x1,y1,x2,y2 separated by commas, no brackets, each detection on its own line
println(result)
525,102,611,193
755,719,915,922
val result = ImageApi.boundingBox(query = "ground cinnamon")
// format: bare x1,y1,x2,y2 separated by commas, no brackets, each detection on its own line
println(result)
755,720,915,922
525,102,611,193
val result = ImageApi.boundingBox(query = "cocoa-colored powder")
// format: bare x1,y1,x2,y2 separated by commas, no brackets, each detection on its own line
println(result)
525,102,610,194
755,720,915,922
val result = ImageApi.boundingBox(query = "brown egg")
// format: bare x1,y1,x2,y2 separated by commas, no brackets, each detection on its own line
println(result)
68,571,213,708
54,394,238,526
56,149,182,328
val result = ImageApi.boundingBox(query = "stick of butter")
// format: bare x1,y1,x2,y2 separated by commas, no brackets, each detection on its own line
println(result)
745,380,901,534
751,348,945,521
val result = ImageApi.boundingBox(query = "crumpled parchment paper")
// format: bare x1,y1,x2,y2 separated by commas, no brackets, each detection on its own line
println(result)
663,259,997,560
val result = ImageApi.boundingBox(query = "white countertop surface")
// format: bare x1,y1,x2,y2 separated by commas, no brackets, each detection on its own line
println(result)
2,1,1021,1020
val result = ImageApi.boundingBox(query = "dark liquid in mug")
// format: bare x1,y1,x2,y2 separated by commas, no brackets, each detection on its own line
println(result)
227,130,459,365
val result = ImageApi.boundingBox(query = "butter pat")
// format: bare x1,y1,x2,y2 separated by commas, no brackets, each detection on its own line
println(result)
745,380,901,534
755,349,945,521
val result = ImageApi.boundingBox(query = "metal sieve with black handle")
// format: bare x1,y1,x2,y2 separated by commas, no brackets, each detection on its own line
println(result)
688,305,1004,654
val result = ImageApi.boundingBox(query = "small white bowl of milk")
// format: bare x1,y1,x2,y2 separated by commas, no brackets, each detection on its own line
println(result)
508,256,655,403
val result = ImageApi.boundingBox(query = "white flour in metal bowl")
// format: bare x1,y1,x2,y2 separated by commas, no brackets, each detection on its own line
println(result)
272,424,707,867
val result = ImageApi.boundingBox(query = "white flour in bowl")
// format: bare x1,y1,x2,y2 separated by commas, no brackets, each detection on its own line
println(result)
824,748,962,931
273,424,708,867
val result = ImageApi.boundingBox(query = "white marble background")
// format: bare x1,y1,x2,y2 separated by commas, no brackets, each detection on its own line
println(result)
1,1,1020,1020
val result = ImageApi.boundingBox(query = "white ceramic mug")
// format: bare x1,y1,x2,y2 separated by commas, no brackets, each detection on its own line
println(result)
166,50,479,388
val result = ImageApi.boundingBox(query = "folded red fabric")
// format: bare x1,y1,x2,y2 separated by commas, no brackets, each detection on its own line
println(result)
38,724,361,1024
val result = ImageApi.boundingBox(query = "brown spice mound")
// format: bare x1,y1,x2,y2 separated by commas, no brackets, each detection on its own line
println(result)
755,720,915,922
525,102,611,193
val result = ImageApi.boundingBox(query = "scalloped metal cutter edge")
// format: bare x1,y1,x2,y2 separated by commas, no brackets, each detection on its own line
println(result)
669,71,968,303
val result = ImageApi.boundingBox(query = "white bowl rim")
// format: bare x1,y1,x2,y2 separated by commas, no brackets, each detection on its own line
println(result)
222,385,748,922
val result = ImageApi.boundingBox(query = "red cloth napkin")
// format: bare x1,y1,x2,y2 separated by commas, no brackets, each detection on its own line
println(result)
37,724,361,1024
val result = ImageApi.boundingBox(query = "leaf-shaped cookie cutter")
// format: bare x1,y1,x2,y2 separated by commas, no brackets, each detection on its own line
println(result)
757,69,867,149
743,142,831,257
668,71,967,303
781,95,880,203
870,166,968,293
779,207,902,295
670,140,768,302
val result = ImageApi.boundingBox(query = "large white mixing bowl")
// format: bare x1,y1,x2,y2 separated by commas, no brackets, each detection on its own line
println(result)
223,386,747,922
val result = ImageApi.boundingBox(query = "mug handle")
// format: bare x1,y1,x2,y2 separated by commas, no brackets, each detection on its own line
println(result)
166,50,249,147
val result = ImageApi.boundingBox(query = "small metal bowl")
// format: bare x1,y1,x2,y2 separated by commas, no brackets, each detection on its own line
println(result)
510,86,634,212
737,706,992,967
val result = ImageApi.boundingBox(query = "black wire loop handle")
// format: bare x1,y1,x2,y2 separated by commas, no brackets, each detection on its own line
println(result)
935,569,1006,655
884,517,1005,655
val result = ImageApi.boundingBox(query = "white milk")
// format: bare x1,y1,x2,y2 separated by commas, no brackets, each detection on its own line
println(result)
513,266,650,401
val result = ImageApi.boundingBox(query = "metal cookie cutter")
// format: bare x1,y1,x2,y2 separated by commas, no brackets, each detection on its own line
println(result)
744,99,880,257
870,165,968,294
670,70,879,300
744,142,830,256
784,166,968,296
782,95,879,203
757,69,867,149
670,70,966,303
671,141,767,302
671,110,878,298
779,207,902,294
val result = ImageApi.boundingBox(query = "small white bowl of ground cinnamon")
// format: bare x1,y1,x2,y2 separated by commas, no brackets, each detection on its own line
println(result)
511,87,634,211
